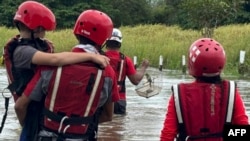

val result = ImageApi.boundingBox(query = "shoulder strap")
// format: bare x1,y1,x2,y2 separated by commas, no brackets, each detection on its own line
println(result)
225,80,236,123
118,53,125,82
84,69,103,116
49,67,63,111
172,84,187,141
172,84,183,123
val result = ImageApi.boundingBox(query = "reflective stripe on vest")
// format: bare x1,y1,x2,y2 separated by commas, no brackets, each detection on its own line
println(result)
118,58,124,83
49,67,62,111
84,69,103,117
226,80,236,123
173,84,183,124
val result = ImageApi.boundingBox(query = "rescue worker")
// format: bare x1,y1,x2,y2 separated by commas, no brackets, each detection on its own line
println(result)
14,9,119,141
3,1,110,141
3,1,110,102
104,28,149,115
160,38,249,141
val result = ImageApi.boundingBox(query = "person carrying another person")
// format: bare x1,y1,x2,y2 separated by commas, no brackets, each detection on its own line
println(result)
160,38,249,141
3,0,110,102
3,1,110,141
14,9,120,141
104,28,149,115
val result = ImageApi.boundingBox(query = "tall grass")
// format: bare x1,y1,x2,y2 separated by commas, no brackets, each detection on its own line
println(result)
1,24,250,76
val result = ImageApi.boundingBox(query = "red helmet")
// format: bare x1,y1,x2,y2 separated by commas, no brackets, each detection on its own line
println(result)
188,38,226,77
73,9,113,46
14,1,56,31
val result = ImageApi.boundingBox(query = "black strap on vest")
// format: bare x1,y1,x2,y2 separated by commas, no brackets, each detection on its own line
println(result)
86,73,96,95
43,109,93,140
43,108,94,125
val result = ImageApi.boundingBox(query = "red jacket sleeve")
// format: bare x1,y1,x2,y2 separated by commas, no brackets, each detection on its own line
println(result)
160,95,178,141
125,57,136,76
232,89,249,125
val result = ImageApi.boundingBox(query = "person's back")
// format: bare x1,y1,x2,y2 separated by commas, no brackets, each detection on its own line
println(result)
29,59,118,140
160,38,249,141
105,28,149,115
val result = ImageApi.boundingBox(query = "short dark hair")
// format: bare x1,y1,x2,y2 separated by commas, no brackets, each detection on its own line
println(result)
75,35,96,46
106,40,121,49
195,75,222,84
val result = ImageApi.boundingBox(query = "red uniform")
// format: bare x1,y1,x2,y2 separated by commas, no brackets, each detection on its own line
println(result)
105,50,136,100
160,80,249,141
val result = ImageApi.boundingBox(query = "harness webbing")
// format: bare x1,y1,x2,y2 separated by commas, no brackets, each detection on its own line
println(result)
43,108,94,125
84,69,102,117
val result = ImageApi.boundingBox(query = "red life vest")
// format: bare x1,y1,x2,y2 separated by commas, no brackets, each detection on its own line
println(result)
172,80,235,141
106,52,126,93
3,35,54,101
43,63,105,136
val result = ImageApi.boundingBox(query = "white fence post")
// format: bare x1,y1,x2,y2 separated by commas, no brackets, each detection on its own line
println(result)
182,55,186,74
159,55,163,71
133,56,137,69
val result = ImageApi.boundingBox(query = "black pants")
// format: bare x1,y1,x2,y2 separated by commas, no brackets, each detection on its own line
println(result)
114,102,126,115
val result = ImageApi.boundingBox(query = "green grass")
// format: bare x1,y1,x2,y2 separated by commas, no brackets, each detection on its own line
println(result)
1,24,250,76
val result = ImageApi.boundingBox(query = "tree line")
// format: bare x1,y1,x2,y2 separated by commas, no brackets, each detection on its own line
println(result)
1,0,250,37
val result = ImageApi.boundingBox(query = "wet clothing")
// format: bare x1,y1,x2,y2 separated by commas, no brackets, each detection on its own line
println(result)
105,50,136,114
23,44,119,140
160,80,249,141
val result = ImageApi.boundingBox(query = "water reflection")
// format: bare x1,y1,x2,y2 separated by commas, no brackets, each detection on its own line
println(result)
0,68,249,141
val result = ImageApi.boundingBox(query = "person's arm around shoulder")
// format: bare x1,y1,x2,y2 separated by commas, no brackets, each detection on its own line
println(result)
128,59,149,85
32,51,110,68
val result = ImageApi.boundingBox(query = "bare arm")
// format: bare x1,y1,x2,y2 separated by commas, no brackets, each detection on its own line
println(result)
99,101,114,123
32,51,110,68
128,59,149,85
14,94,30,126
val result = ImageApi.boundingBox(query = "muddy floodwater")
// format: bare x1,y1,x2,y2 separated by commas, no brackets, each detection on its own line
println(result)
0,67,249,141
